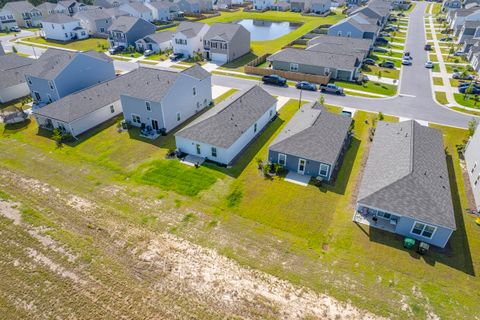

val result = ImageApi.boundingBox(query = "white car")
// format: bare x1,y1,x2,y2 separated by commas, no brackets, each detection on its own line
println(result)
402,59,412,65
144,49,154,57
425,61,434,68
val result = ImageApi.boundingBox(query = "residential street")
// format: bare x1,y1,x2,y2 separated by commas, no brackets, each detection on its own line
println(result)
0,1,476,128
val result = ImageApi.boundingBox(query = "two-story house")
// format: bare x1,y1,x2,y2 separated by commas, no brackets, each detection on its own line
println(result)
290,0,312,12
41,14,88,42
0,7,18,31
175,0,213,13
253,0,275,10
145,0,179,21
36,2,67,19
328,12,381,43
3,1,42,28
58,0,87,16
203,23,250,63
107,15,156,50
74,8,113,36
122,64,212,134
119,2,154,22
25,48,115,107
465,124,480,213
0,53,33,103
172,21,209,58
311,0,332,14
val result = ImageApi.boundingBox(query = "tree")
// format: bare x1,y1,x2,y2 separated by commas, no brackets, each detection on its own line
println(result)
468,118,478,136
464,82,474,100
378,112,384,121
52,129,63,148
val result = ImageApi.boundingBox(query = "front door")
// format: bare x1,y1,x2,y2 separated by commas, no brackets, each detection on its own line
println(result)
297,159,306,175
151,119,159,131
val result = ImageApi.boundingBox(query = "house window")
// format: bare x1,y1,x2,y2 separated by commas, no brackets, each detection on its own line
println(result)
476,174,480,186
472,162,477,174
145,101,151,111
324,68,330,76
290,63,299,71
176,112,181,122
319,164,329,177
411,222,436,239
132,114,141,123
62,24,65,29
47,94,52,103
278,153,286,166
27,77,32,85
58,123,66,132
193,87,196,96
49,81,54,90
52,24,54,29
196,144,201,154
269,109,273,117
110,105,115,113
337,31,342,36
347,31,351,37
211,147,217,157
33,91,41,101
254,123,257,133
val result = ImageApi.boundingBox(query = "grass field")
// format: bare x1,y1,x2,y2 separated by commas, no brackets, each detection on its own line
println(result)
454,93,480,109
363,65,400,79
435,91,448,105
433,77,444,86
335,80,397,96
21,36,108,52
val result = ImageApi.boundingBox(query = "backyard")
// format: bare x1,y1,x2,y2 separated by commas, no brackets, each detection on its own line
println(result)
19,36,109,52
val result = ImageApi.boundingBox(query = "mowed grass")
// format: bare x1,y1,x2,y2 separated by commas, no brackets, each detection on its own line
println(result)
21,36,108,52
454,93,480,109
433,77,444,85
435,91,448,105
336,80,397,96
363,65,400,79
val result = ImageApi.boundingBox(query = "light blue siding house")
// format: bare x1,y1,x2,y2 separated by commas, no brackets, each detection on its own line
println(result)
464,124,480,213
25,48,115,107
354,121,456,248
327,12,381,42
268,102,351,181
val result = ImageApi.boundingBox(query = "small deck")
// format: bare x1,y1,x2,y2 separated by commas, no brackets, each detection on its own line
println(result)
352,211,397,233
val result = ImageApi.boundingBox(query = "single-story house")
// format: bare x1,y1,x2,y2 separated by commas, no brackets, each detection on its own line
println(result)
307,34,372,60
268,102,351,181
328,12,381,42
172,21,210,58
135,30,173,53
107,16,156,49
74,9,113,36
355,120,456,248
267,47,362,81
175,85,277,165
203,22,250,63
465,124,480,213
122,64,212,134
0,54,33,103
40,14,88,42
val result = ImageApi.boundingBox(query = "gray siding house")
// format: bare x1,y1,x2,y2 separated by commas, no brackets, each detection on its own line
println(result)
328,12,381,42
307,34,372,60
74,9,113,36
267,47,362,81
465,125,480,212
175,85,277,165
355,120,456,248
290,0,312,12
3,1,42,28
203,23,250,63
122,65,212,134
107,16,156,49
311,0,332,14
25,48,115,106
0,54,33,103
175,0,213,13
135,31,173,53
268,102,351,181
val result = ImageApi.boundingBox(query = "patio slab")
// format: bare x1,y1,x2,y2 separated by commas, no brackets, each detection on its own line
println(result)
284,171,311,186
180,155,205,167
212,85,231,99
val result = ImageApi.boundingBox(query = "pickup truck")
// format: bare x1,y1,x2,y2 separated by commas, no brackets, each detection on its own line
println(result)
320,83,344,95
262,74,287,86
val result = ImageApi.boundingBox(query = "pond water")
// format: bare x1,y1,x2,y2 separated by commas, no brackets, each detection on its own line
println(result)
236,19,300,41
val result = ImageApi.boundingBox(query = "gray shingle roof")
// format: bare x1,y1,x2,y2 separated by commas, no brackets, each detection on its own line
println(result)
308,34,372,51
32,65,206,123
4,1,35,13
104,7,129,18
137,30,173,44
176,85,276,149
204,22,244,42
180,63,211,80
74,8,112,21
41,14,79,24
108,15,155,33
175,21,207,38
26,48,111,80
148,0,175,9
0,42,4,56
357,120,456,230
36,2,60,11
0,54,33,89
268,47,360,70
349,12,381,33
269,102,351,166
125,2,151,13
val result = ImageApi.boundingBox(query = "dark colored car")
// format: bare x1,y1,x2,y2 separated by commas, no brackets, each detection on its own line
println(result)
379,61,395,69
108,45,124,54
169,53,184,61
439,37,452,41
458,83,480,89
375,37,389,45
295,81,317,91
262,74,287,86
388,17,398,22
424,44,432,51
459,86,480,94
363,58,376,65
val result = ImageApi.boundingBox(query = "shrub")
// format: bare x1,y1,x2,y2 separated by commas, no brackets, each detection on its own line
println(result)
262,163,271,176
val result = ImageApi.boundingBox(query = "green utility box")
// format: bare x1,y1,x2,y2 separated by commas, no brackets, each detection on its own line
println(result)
403,237,415,249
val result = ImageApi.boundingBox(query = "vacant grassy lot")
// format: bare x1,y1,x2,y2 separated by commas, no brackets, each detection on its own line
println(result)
0,95,479,319
20,36,108,52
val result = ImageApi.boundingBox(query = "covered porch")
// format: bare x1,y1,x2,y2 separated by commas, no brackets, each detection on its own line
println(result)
353,206,399,233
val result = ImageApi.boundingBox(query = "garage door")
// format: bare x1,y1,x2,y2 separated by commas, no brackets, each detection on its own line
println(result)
337,70,352,81
211,53,228,63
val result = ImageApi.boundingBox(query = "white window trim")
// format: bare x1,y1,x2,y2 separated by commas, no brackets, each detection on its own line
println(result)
319,163,329,178
145,101,151,111
410,221,437,239
297,158,306,174
131,113,141,124
176,112,181,122
278,153,287,166
290,63,299,71
211,147,217,157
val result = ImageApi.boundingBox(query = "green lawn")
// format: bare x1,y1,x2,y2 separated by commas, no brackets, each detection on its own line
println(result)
454,93,480,109
446,64,475,74
433,77,444,86
116,51,142,58
0,96,32,111
451,106,480,116
432,3,442,14
429,53,439,62
435,91,448,104
335,80,397,96
362,65,400,80
21,36,108,52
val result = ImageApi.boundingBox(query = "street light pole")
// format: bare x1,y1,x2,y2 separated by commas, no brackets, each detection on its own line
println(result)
298,87,303,108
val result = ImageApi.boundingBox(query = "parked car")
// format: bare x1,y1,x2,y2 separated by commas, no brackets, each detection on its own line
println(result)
439,37,452,41
453,51,467,57
379,61,395,69
262,74,287,86
424,44,432,51
375,37,389,45
169,53,184,61
459,85,480,94
363,58,376,65
373,47,388,53
402,58,412,65
108,45,124,54
379,32,391,37
397,12,405,17
453,72,474,80
143,49,154,57
425,61,434,68
295,81,317,91
10,26,20,32
458,83,480,89
384,25,399,32
389,17,398,22
320,83,344,95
